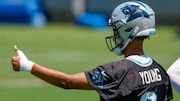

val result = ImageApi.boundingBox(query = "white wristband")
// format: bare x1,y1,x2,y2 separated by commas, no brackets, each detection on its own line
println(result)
17,50,35,72
20,60,34,72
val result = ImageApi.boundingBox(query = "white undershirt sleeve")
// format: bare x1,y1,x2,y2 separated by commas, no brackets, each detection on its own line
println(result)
167,58,180,93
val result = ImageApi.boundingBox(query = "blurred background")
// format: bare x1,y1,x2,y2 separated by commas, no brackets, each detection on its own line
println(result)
0,0,180,101
0,0,179,28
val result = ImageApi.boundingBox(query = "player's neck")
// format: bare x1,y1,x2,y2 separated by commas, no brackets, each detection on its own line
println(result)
124,50,144,58
124,39,144,58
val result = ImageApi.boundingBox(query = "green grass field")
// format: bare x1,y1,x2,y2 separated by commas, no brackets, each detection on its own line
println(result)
0,23,179,101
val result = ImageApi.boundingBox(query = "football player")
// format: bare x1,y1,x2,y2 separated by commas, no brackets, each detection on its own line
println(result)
11,1,173,101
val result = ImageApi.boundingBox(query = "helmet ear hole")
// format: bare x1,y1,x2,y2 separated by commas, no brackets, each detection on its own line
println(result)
125,27,133,32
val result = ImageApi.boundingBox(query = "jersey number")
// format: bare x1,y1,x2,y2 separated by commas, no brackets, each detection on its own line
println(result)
140,91,157,101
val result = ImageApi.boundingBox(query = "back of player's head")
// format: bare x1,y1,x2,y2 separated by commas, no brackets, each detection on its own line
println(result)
106,1,156,56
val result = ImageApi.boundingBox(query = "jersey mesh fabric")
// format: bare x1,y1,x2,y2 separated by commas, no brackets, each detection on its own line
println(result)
85,59,173,101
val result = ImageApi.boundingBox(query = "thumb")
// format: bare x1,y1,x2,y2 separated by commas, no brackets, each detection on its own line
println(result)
14,45,19,52
14,45,27,60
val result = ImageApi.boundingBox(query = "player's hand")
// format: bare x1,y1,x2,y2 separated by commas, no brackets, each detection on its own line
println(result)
11,45,34,72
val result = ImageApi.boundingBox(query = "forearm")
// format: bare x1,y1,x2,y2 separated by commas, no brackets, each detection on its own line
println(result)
31,64,93,90
31,64,71,88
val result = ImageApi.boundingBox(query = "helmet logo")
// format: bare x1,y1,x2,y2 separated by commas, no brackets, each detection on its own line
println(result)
121,5,149,22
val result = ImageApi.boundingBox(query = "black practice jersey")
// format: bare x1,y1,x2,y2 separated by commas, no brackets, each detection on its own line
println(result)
85,56,173,101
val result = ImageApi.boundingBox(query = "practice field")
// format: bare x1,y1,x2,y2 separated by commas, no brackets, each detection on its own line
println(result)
0,23,179,101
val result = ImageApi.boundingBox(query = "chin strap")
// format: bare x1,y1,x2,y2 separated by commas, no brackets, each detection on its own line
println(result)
114,26,140,56
117,26,140,52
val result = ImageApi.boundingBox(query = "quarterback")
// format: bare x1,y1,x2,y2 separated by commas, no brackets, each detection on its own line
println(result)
11,1,173,101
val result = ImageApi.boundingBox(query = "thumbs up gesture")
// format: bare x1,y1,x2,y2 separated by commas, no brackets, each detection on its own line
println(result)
11,45,34,72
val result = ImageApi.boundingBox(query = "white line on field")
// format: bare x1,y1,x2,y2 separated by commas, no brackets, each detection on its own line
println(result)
0,78,48,88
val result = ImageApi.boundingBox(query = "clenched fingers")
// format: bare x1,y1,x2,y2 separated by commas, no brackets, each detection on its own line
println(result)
11,56,20,71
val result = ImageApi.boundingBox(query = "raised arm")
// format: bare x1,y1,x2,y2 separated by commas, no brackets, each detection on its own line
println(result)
11,45,93,90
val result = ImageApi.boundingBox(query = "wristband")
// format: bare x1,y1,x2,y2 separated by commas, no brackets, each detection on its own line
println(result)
20,60,34,72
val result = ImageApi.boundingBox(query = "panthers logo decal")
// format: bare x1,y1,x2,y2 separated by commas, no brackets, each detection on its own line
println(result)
121,5,150,22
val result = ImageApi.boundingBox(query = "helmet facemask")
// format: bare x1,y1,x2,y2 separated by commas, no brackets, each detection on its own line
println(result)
105,22,139,56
